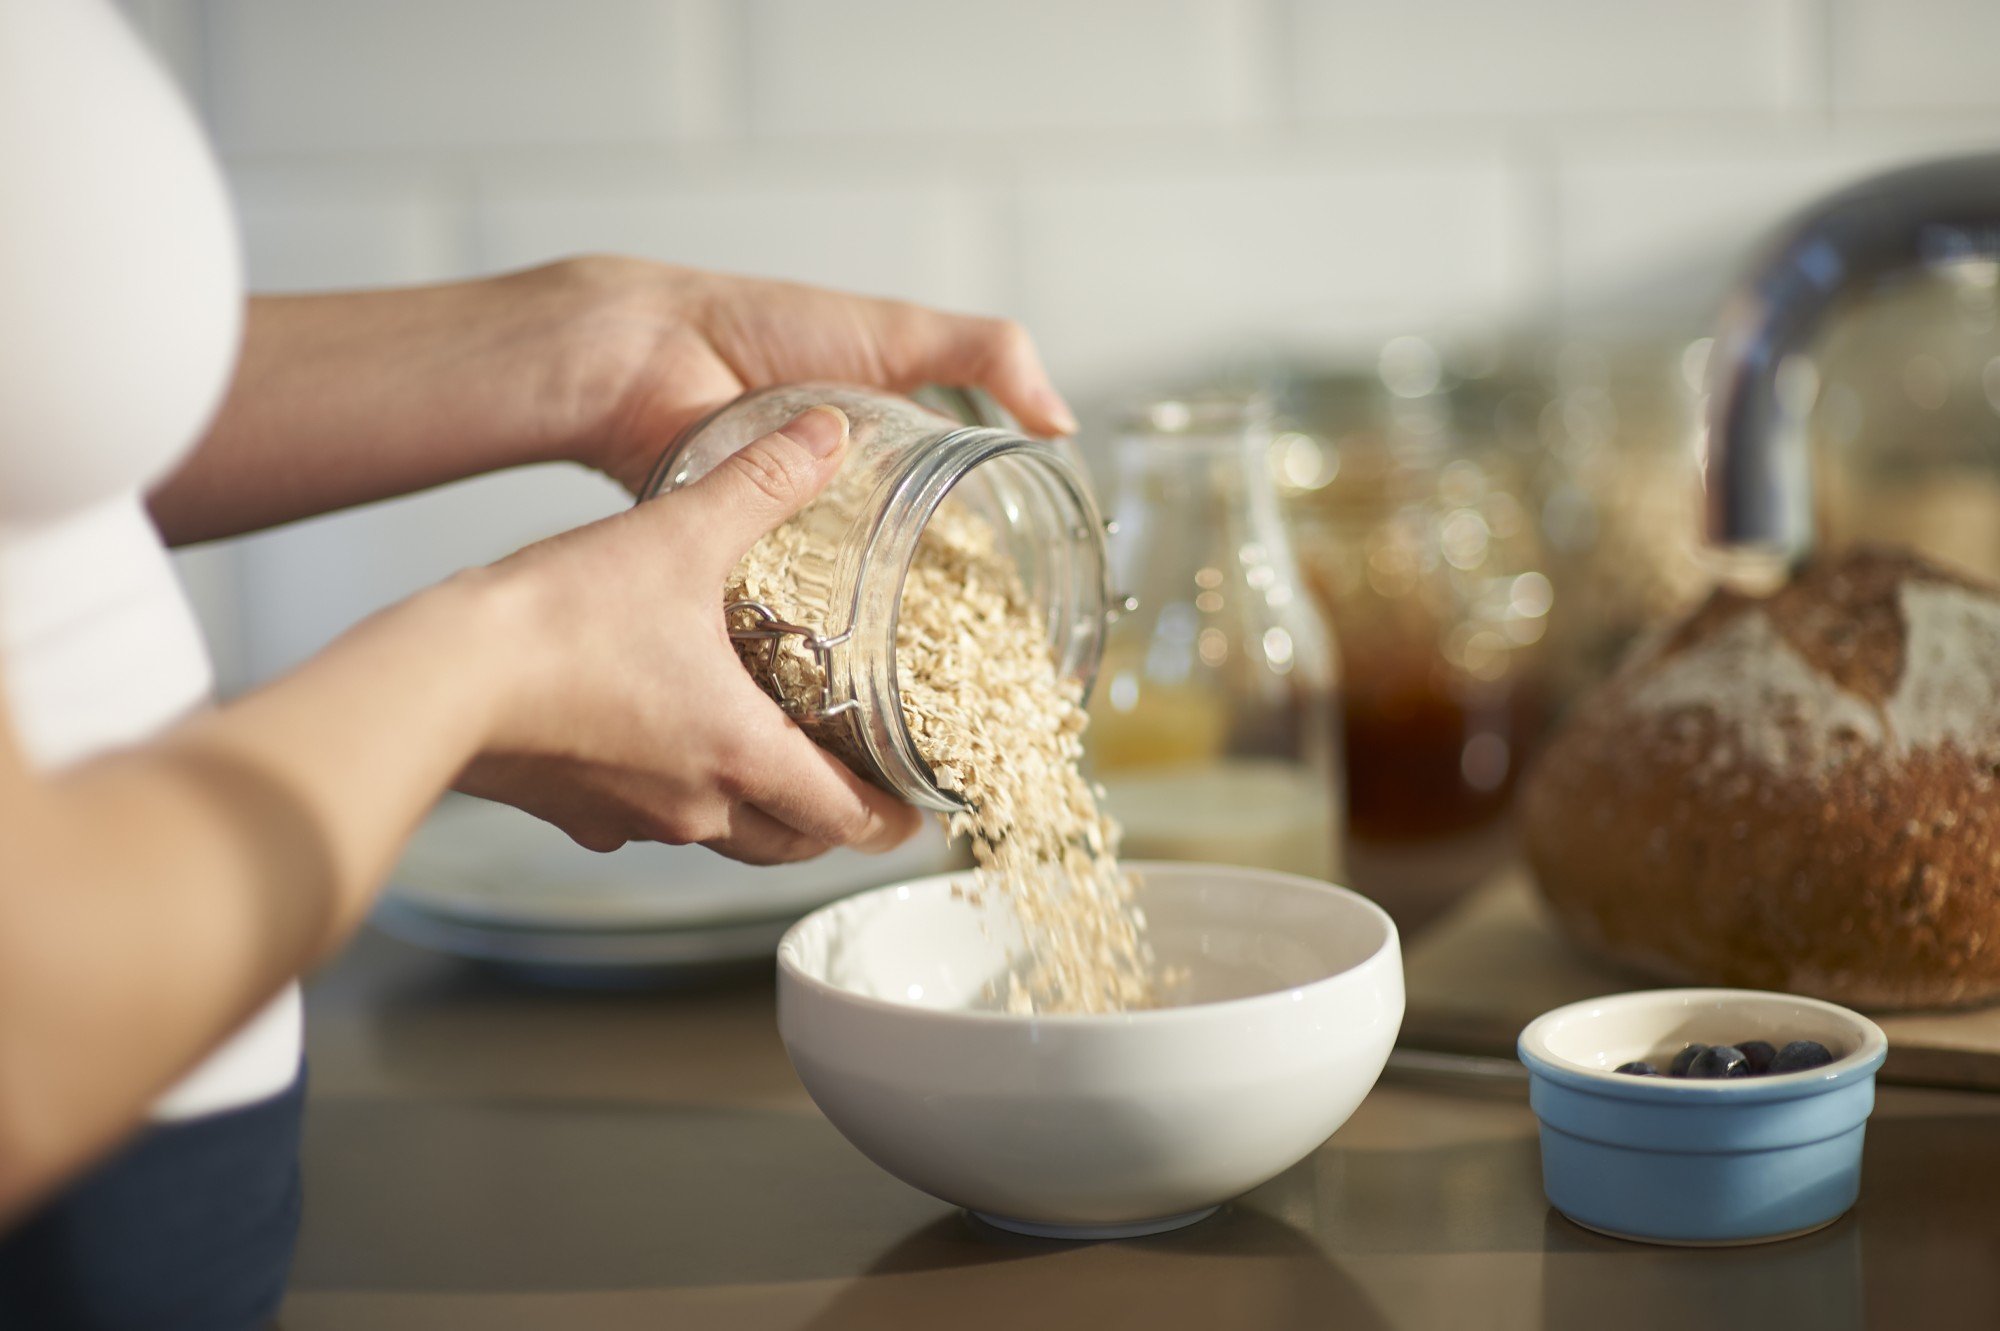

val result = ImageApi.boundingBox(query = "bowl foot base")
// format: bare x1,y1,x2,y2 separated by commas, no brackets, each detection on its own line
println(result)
1559,1207,1849,1248
971,1206,1220,1240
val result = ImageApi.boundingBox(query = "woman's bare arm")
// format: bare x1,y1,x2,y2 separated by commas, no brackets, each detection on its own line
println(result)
146,274,596,544
147,258,1077,545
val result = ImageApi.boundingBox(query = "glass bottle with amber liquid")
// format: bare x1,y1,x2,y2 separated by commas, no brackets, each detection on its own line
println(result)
1087,395,1343,879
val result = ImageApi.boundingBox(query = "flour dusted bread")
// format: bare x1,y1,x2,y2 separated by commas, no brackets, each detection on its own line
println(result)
1523,547,2000,1010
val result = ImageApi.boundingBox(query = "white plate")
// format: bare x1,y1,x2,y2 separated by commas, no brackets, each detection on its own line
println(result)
384,795,965,932
371,893,799,987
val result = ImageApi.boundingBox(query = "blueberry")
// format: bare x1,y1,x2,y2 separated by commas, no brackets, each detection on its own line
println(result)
1668,1043,1708,1077
1769,1040,1834,1074
1737,1040,1777,1076
1615,1061,1660,1076
1686,1045,1751,1079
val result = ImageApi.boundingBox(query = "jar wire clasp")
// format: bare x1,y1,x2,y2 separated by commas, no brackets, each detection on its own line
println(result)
724,600,860,723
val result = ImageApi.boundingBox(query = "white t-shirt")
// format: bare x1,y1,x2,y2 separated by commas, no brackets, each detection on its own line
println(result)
0,0,301,1120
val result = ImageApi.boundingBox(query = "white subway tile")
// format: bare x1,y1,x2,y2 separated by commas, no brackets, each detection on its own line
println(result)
744,0,1273,137
235,467,628,683
1014,151,1527,394
204,0,722,154
1552,138,1962,330
663,0,743,142
1771,0,1833,119
1831,0,2000,111
1291,0,1797,119
474,161,1003,310
229,169,469,291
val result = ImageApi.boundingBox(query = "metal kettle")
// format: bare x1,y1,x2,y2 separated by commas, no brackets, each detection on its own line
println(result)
1702,153,2000,568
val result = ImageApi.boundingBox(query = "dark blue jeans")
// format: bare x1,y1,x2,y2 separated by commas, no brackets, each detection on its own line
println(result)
0,1066,305,1331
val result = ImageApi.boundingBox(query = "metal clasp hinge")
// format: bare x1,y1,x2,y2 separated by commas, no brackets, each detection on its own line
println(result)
725,601,860,724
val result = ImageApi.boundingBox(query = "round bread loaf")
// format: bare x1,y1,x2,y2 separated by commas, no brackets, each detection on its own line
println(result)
1522,546,2000,1010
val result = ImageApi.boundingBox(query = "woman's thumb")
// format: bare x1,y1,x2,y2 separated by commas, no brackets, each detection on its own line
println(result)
663,405,849,573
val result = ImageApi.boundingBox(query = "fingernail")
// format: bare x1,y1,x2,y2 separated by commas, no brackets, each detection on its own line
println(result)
784,405,849,458
1044,394,1079,437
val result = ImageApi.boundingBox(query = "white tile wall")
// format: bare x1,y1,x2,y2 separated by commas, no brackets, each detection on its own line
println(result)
233,467,629,682
1016,149,1524,388
1290,0,1801,120
1553,126,2000,328
231,166,470,291
744,0,1273,138
203,0,721,154
98,0,2000,690
1830,0,2000,112
475,158,1003,309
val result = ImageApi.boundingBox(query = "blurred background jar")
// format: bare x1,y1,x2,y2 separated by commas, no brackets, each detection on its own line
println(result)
1265,330,1714,823
1517,338,1710,703
1086,394,1342,880
1271,339,1551,852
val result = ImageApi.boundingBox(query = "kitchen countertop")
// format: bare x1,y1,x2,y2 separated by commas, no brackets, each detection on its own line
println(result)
281,929,2000,1331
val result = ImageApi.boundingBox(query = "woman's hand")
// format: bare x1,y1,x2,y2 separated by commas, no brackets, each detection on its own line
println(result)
544,256,1078,494
454,403,923,862
143,259,1071,853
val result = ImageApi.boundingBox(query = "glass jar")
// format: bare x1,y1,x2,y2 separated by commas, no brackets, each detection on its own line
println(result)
1274,355,1551,845
1086,394,1344,879
639,382,1111,813
1521,339,1709,702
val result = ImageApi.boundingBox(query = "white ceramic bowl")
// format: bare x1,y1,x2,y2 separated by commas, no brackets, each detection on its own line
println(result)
777,861,1403,1238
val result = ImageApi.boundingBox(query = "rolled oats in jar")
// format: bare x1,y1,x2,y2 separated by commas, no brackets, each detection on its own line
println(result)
640,383,1110,811
640,384,1169,1013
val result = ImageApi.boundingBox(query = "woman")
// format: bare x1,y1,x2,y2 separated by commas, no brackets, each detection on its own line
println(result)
0,2,1077,1326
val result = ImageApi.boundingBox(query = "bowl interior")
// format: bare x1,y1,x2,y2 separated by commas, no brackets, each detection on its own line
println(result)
781,861,1394,1014
1525,989,1884,1077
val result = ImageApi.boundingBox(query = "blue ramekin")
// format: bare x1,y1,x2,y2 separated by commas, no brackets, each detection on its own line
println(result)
1518,988,1889,1246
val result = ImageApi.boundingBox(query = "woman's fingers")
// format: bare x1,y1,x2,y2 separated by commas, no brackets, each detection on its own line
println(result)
647,405,850,579
701,803,831,867
723,713,923,854
870,303,1077,438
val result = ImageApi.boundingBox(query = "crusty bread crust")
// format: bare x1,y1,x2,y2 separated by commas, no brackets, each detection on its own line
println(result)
1523,547,2000,1010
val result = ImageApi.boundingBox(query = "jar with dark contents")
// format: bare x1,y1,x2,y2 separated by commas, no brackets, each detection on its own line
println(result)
639,383,1112,812
1275,352,1550,845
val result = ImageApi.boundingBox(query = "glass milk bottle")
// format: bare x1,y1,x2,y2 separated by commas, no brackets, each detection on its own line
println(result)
1088,395,1344,879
